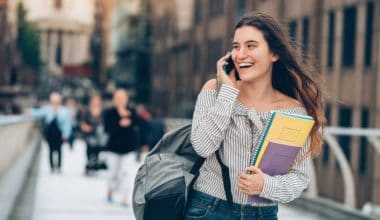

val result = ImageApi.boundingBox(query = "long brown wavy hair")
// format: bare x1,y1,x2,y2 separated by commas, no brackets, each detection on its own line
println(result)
235,13,326,157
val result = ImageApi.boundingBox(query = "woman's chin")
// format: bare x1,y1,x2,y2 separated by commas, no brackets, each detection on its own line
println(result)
237,69,254,80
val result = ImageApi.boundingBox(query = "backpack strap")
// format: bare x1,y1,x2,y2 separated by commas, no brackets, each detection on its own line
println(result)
215,150,233,205
190,158,206,175
187,157,206,200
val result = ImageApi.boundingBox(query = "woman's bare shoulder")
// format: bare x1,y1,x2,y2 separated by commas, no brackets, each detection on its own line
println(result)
285,97,303,108
275,93,303,109
201,79,217,91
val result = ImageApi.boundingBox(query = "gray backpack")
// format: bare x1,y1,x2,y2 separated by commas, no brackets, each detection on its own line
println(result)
132,123,232,220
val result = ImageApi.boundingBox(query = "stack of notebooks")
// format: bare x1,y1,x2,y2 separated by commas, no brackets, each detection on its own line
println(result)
249,111,315,202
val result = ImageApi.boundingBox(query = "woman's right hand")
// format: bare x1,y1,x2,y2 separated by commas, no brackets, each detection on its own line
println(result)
216,53,238,89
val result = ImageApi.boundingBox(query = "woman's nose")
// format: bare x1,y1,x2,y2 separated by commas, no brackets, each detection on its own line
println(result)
236,48,247,58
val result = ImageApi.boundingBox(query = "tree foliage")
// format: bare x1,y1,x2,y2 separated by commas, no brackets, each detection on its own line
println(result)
16,2,41,67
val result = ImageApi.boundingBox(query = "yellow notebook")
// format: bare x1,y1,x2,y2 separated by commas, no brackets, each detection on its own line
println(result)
251,111,315,167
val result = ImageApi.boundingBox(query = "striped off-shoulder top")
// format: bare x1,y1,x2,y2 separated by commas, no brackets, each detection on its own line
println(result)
191,84,312,206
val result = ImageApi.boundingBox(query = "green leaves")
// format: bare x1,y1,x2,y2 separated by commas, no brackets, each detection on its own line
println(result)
16,2,41,68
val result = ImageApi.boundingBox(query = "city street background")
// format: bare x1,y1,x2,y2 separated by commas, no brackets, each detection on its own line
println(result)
1,0,380,219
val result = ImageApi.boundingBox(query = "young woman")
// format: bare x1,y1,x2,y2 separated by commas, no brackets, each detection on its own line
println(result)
187,13,325,219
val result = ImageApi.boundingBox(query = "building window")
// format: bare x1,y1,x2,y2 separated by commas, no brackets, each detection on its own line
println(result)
322,105,331,165
327,11,335,68
210,0,224,18
325,104,331,126
364,2,374,67
322,141,329,165
359,108,369,174
338,106,352,161
0,9,3,33
302,17,309,62
194,0,202,25
55,0,62,9
208,39,223,73
236,0,246,18
193,44,200,73
162,52,168,77
128,17,138,39
55,43,62,65
288,20,297,48
342,6,357,68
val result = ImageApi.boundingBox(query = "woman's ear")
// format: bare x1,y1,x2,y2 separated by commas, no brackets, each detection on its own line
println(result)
271,53,279,62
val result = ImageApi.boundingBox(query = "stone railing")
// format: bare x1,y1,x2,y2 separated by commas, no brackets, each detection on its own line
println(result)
0,116,42,220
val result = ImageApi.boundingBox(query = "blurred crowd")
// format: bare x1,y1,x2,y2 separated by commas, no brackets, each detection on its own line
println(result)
28,89,165,206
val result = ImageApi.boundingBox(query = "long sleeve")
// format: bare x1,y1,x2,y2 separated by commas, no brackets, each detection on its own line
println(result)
31,107,48,119
190,84,239,158
58,108,72,139
259,138,311,203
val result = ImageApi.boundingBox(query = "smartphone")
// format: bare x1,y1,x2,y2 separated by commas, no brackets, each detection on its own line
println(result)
222,52,240,80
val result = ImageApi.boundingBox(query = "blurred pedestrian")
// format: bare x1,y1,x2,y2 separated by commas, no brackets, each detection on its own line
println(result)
103,89,144,205
135,104,151,157
31,92,72,173
136,104,165,152
79,95,106,175
65,97,78,149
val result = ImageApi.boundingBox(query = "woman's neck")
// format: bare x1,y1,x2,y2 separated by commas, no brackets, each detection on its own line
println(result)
237,80,278,109
116,105,126,111
116,105,130,117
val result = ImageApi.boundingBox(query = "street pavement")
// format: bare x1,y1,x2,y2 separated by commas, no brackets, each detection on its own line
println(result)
32,139,328,220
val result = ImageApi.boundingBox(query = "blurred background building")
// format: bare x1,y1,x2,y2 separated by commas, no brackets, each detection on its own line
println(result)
23,0,94,76
0,0,23,113
92,0,117,89
0,0,18,87
21,0,95,100
108,0,150,103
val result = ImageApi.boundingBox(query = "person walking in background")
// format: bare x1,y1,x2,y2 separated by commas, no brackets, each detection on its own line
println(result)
186,13,325,219
136,104,165,152
65,97,78,149
31,92,72,173
146,107,165,150
103,89,144,205
79,95,106,175
135,104,151,160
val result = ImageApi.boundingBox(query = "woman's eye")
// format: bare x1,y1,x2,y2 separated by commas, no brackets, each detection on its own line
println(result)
232,46,240,50
247,44,256,49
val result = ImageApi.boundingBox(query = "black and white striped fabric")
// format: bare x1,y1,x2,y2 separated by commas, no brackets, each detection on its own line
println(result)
191,84,312,206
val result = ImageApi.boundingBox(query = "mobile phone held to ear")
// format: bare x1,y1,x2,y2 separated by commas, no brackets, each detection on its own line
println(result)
222,52,240,80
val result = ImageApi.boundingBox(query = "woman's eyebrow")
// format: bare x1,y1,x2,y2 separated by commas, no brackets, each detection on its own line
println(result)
232,40,259,45
245,40,259,44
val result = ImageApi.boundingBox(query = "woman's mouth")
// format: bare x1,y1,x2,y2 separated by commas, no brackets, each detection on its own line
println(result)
238,63,254,68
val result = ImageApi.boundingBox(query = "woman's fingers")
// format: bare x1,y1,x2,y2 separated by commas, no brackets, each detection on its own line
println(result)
216,54,230,73
216,53,238,88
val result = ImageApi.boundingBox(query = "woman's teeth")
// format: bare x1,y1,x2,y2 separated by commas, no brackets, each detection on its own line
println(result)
239,63,253,68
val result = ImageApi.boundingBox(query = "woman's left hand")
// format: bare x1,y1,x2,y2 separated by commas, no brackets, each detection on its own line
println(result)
238,166,264,195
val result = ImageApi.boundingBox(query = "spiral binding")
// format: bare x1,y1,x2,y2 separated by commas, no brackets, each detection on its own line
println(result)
250,111,276,166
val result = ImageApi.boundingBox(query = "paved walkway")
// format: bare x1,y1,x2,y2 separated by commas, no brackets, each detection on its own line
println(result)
32,140,328,220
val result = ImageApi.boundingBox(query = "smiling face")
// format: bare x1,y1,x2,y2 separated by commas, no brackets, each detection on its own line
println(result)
49,92,62,109
113,89,129,108
232,26,278,83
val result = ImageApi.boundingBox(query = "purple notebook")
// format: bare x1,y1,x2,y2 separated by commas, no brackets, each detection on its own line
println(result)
249,141,301,203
